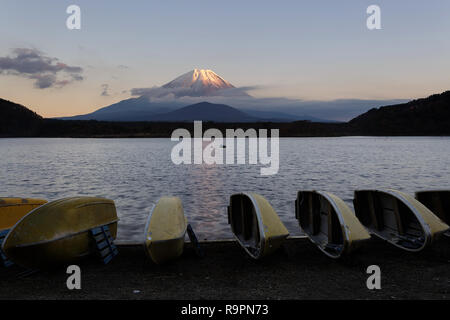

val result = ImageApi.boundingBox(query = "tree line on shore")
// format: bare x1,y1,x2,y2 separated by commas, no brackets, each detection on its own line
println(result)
1,91,449,138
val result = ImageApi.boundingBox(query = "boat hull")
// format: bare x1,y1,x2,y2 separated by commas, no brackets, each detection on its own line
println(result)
228,193,289,259
416,191,450,237
144,197,187,264
354,189,449,252
295,191,370,258
2,197,118,268
0,198,47,232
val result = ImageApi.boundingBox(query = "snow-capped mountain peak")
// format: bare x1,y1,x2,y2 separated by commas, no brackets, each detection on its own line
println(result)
162,69,235,95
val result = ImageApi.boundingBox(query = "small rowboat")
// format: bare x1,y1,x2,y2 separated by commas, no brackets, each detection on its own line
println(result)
144,197,187,264
295,191,370,258
0,198,47,267
228,193,289,259
2,197,118,268
0,198,47,232
354,189,449,252
415,190,450,237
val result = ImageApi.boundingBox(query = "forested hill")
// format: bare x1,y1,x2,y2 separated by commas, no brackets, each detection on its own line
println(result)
0,98,42,137
349,91,450,135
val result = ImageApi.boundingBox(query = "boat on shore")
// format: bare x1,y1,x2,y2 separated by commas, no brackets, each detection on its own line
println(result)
227,192,289,259
415,190,450,237
295,191,371,258
0,198,48,266
353,189,449,252
2,197,118,268
143,197,187,264
0,198,47,232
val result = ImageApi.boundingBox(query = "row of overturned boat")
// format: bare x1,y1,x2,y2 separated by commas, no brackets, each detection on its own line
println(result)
229,190,449,259
0,190,449,269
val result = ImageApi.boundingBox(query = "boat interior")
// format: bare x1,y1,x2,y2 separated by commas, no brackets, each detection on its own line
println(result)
228,194,261,257
416,191,450,236
354,191,425,250
296,192,344,257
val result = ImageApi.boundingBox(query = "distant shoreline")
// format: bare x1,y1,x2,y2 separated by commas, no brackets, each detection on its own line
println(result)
1,118,449,138
2,90,450,137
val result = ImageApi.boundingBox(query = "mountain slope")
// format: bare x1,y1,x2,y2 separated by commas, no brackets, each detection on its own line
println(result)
61,97,185,121
60,69,255,121
150,102,258,122
62,69,404,122
0,98,42,136
349,91,450,135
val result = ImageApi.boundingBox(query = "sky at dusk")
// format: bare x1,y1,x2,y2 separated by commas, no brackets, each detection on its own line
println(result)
0,0,449,117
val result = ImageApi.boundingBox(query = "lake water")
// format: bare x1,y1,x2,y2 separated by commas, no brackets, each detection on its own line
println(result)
0,137,449,241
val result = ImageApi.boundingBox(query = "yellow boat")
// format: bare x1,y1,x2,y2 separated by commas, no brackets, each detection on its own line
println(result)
228,193,289,259
143,197,187,264
295,191,371,258
2,197,118,268
0,198,47,232
415,190,450,237
354,189,449,252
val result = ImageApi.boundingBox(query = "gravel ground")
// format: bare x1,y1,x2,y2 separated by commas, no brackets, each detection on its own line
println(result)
0,237,449,300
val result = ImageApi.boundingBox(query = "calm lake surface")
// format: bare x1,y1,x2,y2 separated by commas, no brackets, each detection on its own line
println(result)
1,137,449,241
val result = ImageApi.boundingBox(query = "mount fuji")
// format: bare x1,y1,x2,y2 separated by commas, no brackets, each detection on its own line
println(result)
61,69,329,122
162,69,237,96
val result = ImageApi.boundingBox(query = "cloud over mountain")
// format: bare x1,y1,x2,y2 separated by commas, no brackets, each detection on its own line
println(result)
130,69,251,98
63,68,408,122
0,48,84,89
127,68,407,121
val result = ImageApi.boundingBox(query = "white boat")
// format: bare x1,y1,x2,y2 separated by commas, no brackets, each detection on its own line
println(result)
415,190,450,237
228,193,289,259
354,189,449,251
295,191,371,258
143,197,187,264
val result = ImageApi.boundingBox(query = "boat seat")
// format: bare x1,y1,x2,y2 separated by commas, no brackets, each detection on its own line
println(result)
242,197,253,241
328,206,344,245
396,234,424,249
90,225,118,264
324,243,343,254
311,194,321,235
297,192,322,236
229,195,261,250
296,192,310,232
0,229,14,267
